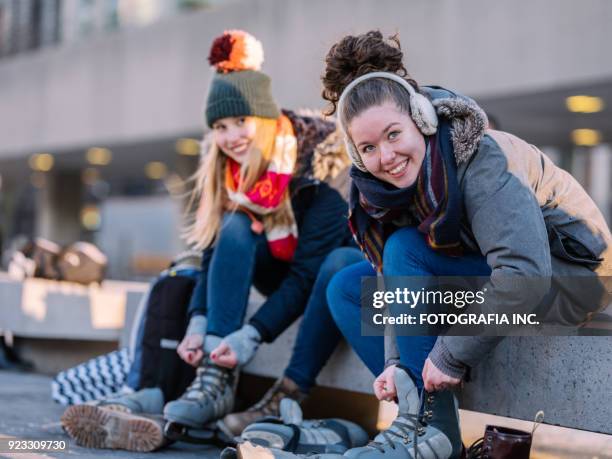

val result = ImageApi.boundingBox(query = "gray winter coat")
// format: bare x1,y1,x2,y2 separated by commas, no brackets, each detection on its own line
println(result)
401,87,612,379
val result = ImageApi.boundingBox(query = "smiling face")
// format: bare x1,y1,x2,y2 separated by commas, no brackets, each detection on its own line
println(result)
348,102,426,188
212,116,257,163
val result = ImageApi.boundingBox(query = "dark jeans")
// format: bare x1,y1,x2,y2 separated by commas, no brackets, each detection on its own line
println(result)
284,247,364,392
327,227,491,391
187,212,287,338
189,211,363,392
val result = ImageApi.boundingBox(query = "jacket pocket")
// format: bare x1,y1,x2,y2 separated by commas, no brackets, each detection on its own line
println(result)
549,223,604,267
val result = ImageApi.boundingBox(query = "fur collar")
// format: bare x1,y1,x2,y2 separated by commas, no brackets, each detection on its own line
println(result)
311,127,351,182
432,96,488,165
199,113,350,182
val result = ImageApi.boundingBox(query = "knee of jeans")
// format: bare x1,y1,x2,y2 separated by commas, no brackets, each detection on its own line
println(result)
318,248,362,285
382,227,427,274
326,267,356,320
219,211,255,242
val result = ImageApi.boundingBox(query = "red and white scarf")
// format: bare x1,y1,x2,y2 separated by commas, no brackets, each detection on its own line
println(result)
225,115,298,261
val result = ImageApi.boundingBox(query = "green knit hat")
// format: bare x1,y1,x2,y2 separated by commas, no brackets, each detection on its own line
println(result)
205,30,280,127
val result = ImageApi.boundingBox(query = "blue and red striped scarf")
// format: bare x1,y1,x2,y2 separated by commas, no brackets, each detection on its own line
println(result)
348,121,463,272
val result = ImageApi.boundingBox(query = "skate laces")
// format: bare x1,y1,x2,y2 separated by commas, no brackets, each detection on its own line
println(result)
465,437,484,458
184,360,229,404
368,390,426,454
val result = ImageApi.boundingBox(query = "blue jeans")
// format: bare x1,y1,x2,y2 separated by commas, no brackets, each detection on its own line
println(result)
327,227,491,391
189,211,363,392
284,247,364,392
188,212,288,338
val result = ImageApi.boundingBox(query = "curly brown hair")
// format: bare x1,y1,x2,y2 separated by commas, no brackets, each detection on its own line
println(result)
322,31,419,117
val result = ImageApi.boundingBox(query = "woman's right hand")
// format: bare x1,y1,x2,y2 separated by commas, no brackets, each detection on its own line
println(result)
374,364,398,402
177,333,204,367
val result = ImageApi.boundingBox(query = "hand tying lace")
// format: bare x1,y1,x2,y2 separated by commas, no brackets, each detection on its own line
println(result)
211,324,262,368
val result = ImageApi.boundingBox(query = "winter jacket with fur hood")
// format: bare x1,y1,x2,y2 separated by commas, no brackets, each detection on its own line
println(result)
387,87,612,379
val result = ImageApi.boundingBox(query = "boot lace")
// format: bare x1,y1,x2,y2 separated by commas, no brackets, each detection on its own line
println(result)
465,437,484,458
367,390,427,457
184,360,230,406
248,379,288,415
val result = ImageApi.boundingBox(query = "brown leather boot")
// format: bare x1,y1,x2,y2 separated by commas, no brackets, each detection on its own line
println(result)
218,376,306,438
466,425,532,459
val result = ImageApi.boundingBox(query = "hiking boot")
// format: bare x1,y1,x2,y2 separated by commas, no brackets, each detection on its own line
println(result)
220,376,307,438
97,387,164,414
246,367,460,459
421,382,463,458
342,366,456,459
231,398,367,455
163,356,235,428
61,405,166,452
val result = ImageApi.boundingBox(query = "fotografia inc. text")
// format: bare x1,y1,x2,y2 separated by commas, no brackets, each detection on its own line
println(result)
372,312,540,326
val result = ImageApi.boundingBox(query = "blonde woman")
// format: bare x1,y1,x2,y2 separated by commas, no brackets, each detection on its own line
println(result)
61,30,363,452
164,30,362,440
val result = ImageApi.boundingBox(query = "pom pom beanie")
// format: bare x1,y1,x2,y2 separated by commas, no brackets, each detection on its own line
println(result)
205,30,280,127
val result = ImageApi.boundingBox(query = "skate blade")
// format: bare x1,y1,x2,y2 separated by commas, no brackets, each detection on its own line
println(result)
163,420,218,444
61,404,163,452
216,419,241,445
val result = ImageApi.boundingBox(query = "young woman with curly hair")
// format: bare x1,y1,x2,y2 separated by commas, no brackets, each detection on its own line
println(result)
263,30,611,459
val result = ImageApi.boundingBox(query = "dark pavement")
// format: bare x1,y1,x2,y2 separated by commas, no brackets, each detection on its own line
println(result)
0,371,220,459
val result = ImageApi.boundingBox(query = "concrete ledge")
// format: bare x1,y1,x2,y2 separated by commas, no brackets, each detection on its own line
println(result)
461,336,612,434
0,274,147,343
244,292,612,434
0,275,372,389
243,290,374,394
2,277,610,433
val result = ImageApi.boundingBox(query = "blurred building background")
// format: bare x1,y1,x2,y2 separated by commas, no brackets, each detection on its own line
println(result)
0,0,610,280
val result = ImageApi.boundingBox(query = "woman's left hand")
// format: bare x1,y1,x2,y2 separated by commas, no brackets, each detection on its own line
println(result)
210,324,262,369
422,358,461,392
210,342,238,368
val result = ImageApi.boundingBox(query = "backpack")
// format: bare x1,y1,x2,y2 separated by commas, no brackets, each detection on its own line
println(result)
131,251,201,402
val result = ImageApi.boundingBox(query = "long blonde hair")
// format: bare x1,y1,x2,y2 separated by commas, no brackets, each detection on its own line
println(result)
183,117,294,250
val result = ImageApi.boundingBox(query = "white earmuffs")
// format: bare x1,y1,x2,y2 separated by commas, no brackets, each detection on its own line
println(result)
337,71,438,172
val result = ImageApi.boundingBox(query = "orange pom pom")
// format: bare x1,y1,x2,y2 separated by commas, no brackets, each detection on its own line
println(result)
208,30,264,73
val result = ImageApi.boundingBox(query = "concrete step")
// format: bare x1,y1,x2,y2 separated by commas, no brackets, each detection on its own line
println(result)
2,276,611,434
